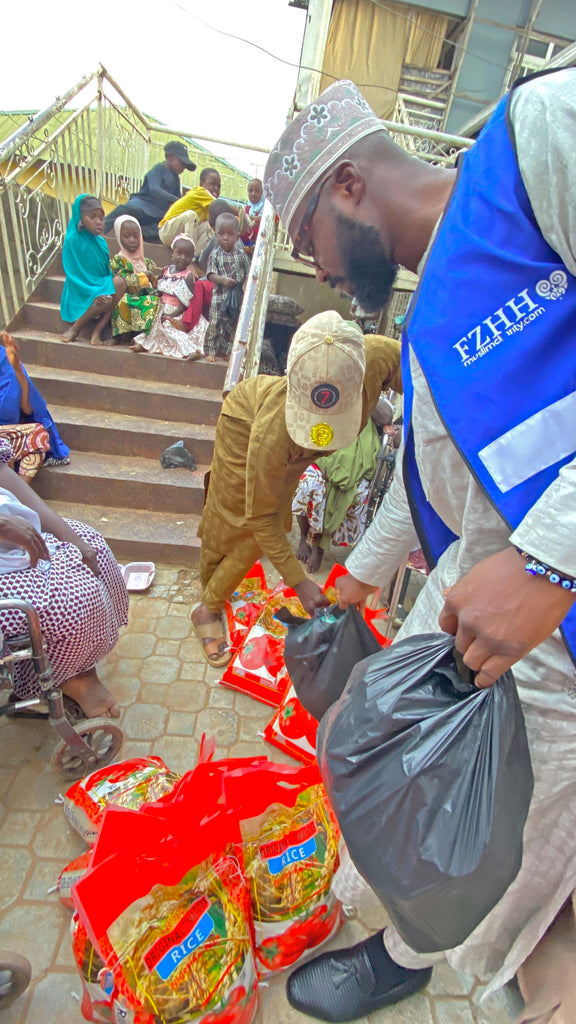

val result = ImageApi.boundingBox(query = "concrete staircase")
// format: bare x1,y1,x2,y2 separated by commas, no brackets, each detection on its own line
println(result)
8,241,226,566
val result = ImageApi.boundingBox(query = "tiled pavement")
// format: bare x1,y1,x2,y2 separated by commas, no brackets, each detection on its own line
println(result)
0,564,523,1024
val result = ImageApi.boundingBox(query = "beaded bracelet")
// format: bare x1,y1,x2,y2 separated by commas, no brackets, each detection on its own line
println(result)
515,548,576,593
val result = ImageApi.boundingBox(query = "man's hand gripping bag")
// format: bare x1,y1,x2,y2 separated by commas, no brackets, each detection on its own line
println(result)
317,633,534,954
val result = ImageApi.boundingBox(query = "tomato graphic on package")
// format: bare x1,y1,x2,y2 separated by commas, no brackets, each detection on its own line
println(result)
239,635,269,671
280,698,317,746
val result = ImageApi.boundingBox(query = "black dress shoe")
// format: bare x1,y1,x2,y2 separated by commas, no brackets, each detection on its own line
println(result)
286,929,432,1023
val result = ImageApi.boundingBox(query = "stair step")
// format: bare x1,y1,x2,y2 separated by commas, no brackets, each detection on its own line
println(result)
35,450,207,515
47,500,201,566
11,328,227,388
26,364,222,424
48,404,216,462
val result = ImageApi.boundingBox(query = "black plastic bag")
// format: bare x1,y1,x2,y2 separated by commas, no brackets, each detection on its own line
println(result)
221,283,243,318
317,632,534,954
159,440,197,470
276,605,381,721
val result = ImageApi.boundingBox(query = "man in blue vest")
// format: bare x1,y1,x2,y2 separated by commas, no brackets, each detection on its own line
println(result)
264,72,576,1020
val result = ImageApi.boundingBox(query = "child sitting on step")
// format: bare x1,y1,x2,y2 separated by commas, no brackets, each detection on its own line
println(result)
205,212,250,363
130,235,205,360
60,195,126,346
110,216,159,342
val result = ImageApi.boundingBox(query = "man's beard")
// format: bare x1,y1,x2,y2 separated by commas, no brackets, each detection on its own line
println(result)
334,211,399,312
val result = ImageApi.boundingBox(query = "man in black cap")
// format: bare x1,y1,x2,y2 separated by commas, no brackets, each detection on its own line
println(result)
104,141,197,242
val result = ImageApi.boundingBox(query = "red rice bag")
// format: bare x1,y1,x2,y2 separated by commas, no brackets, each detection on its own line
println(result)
263,678,318,765
64,757,180,844
72,913,133,1023
58,850,92,910
73,802,258,1024
223,763,341,975
220,583,305,707
224,562,269,652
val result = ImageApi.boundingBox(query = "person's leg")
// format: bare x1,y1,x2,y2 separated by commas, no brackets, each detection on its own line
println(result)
192,541,261,662
61,294,113,343
141,222,161,243
307,543,324,574
295,514,312,564
104,203,127,235
104,200,148,236
90,277,127,346
61,667,120,718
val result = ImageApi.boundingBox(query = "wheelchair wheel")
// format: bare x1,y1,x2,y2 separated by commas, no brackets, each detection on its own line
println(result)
0,951,31,1008
51,718,123,782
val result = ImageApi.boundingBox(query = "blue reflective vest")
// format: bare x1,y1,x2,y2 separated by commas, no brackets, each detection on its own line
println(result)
402,80,576,662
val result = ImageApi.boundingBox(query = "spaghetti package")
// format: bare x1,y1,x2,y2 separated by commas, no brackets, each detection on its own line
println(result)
220,583,305,707
64,757,180,844
73,802,259,1024
223,763,341,974
263,679,318,766
223,562,269,653
58,850,92,910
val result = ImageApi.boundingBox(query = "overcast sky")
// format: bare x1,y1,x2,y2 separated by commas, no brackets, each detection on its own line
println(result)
1,0,309,178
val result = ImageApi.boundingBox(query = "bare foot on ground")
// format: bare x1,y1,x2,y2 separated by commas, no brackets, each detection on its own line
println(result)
61,328,78,343
62,668,120,718
307,545,324,574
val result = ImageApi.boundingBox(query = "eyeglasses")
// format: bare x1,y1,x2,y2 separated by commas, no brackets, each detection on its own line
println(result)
291,173,332,269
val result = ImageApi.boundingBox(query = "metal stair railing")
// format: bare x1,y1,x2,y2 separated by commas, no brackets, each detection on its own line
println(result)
0,66,153,325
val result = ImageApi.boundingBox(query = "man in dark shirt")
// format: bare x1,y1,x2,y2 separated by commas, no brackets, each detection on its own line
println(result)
104,141,197,242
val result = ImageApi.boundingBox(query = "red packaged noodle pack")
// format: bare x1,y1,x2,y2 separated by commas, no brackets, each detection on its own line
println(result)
263,680,318,766
220,582,305,707
223,763,341,975
58,850,92,910
73,799,258,1024
64,757,180,844
223,562,269,653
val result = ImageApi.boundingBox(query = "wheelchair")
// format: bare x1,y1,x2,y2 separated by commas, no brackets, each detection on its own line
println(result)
0,598,123,781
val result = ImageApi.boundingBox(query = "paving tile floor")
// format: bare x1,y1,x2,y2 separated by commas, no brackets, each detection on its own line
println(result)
0,564,523,1024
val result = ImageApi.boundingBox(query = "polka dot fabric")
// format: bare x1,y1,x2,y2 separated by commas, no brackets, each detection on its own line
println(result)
0,519,128,698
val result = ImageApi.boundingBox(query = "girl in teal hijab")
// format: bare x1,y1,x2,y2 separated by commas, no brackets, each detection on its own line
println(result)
60,195,126,345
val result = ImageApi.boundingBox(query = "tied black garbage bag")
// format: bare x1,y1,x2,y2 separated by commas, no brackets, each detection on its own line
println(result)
317,632,534,954
159,440,197,470
276,605,381,721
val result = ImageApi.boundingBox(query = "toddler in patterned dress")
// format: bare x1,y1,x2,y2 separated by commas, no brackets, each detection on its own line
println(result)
205,213,250,362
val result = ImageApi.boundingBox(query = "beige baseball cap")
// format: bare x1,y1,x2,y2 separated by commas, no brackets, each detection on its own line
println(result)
285,311,366,451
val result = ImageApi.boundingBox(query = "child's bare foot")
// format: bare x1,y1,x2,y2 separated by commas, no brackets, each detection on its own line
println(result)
90,330,103,346
297,538,312,563
130,342,145,352
206,355,216,363
307,545,324,574
61,668,120,719
61,328,78,343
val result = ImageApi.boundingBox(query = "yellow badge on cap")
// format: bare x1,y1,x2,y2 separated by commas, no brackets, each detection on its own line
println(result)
310,423,333,447
324,334,334,344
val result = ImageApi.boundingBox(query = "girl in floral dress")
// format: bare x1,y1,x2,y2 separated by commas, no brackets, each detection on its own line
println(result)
131,235,206,360
110,216,159,341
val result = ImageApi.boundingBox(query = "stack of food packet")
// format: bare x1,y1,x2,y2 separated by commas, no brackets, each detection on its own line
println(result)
60,750,341,1023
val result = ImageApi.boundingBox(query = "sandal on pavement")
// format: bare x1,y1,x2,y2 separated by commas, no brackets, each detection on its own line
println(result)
191,613,231,668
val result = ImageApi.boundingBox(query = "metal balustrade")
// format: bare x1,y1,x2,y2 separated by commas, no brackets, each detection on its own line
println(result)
0,64,474,392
